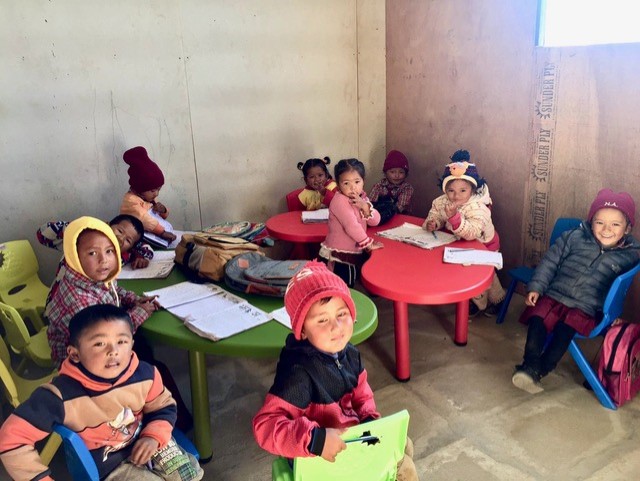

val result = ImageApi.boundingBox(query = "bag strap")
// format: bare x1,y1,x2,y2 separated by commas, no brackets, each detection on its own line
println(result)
606,323,630,373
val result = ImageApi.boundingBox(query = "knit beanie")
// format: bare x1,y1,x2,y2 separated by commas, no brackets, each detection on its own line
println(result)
439,160,485,192
284,261,356,340
587,188,636,227
383,150,409,172
123,146,165,193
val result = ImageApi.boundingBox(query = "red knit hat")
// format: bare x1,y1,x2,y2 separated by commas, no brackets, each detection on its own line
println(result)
383,150,409,172
123,146,165,193
588,188,636,227
284,261,356,340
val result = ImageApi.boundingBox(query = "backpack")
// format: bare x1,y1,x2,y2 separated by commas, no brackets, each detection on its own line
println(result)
596,322,640,407
174,233,261,282
225,252,307,297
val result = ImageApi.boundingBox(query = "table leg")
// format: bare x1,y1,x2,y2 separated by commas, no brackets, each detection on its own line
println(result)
454,301,469,346
393,300,411,382
189,350,213,462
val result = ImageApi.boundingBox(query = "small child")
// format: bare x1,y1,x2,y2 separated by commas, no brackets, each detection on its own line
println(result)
37,214,154,269
120,146,176,244
44,216,159,367
512,189,640,394
291,156,338,211
252,261,417,480
369,150,415,223
422,150,505,315
0,304,203,481
319,158,383,286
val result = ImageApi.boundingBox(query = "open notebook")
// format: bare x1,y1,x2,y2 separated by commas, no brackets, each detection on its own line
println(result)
118,251,176,280
376,223,457,249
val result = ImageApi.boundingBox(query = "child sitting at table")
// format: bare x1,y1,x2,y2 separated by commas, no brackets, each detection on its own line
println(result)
290,156,338,211
512,189,640,394
37,214,154,269
252,261,417,480
120,146,176,244
319,158,383,286
0,304,203,481
422,149,505,316
369,150,415,224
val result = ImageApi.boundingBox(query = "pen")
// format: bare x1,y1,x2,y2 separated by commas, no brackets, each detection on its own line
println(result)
344,435,380,444
432,231,438,239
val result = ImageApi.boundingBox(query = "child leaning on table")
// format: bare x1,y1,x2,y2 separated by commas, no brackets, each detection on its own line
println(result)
291,156,338,211
319,158,383,287
120,146,176,244
512,189,640,394
369,150,415,224
0,304,203,481
252,261,418,481
37,214,154,269
422,149,505,316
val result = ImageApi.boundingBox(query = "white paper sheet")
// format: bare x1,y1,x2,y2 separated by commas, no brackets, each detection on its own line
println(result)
144,282,223,308
118,251,176,279
442,247,503,269
269,306,292,329
377,223,458,249
184,303,271,341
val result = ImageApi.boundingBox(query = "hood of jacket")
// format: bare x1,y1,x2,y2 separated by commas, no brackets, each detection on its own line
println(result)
63,216,122,283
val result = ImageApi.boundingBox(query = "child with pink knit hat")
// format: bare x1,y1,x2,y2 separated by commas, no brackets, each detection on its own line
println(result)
513,188,640,394
119,146,176,244
252,261,417,480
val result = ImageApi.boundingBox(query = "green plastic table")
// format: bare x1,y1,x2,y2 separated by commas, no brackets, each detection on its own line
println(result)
121,268,378,461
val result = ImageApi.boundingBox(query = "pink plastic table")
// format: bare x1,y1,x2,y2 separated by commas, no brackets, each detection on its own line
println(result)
361,215,494,381
265,211,328,243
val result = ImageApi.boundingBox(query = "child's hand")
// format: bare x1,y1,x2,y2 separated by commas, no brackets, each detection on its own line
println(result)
321,428,347,462
423,219,437,231
130,257,150,269
444,202,458,219
160,231,177,243
525,291,540,307
366,240,384,251
152,202,167,214
129,437,159,465
137,296,160,314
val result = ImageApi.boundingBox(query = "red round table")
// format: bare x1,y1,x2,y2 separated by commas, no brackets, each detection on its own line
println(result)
361,215,495,381
265,211,328,243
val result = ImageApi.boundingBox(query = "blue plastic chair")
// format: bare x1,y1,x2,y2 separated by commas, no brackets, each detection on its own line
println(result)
53,424,199,481
496,218,582,324
568,262,640,410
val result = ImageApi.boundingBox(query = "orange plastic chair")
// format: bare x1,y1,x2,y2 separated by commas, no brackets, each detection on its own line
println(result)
0,240,50,332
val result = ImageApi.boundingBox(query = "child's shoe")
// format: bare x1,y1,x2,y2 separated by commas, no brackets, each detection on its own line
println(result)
483,299,504,317
469,300,484,318
512,366,544,394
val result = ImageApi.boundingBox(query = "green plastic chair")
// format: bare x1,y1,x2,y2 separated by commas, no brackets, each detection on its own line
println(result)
272,410,410,481
0,336,60,464
0,302,53,372
0,240,50,332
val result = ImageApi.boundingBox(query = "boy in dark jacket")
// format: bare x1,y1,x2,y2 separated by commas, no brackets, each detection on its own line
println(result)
252,261,417,480
513,189,640,394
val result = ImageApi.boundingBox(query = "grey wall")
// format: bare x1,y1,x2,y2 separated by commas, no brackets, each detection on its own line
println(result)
1,1,385,282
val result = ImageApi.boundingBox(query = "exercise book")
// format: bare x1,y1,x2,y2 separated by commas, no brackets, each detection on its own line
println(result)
376,223,458,249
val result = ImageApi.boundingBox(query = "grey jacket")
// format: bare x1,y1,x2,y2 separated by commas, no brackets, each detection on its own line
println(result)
528,222,640,317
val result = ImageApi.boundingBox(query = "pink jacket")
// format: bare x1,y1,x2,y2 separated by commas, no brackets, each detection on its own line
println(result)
322,192,381,253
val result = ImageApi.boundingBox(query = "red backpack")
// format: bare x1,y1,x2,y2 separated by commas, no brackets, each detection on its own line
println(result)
597,322,640,407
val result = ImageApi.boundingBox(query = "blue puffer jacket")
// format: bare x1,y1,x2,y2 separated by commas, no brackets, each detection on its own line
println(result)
528,222,640,317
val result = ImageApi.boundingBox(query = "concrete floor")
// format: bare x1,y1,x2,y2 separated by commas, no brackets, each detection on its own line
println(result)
5,292,640,480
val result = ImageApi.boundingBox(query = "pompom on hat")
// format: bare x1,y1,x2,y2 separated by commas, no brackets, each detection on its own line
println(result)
123,146,165,193
383,150,409,172
439,149,485,192
284,261,356,340
587,188,635,227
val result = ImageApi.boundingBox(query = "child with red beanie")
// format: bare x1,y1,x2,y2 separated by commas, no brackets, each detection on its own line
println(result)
252,261,417,480
512,189,640,394
120,146,176,244
369,150,414,224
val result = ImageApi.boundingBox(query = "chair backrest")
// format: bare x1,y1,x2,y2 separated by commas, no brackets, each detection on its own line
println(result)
0,336,21,408
286,188,305,212
292,410,409,481
53,424,200,481
0,240,40,292
0,301,31,351
590,262,640,338
549,218,582,246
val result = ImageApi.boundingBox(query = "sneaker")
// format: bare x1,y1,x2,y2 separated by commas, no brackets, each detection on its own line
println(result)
469,300,483,318
512,369,544,394
484,300,504,317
